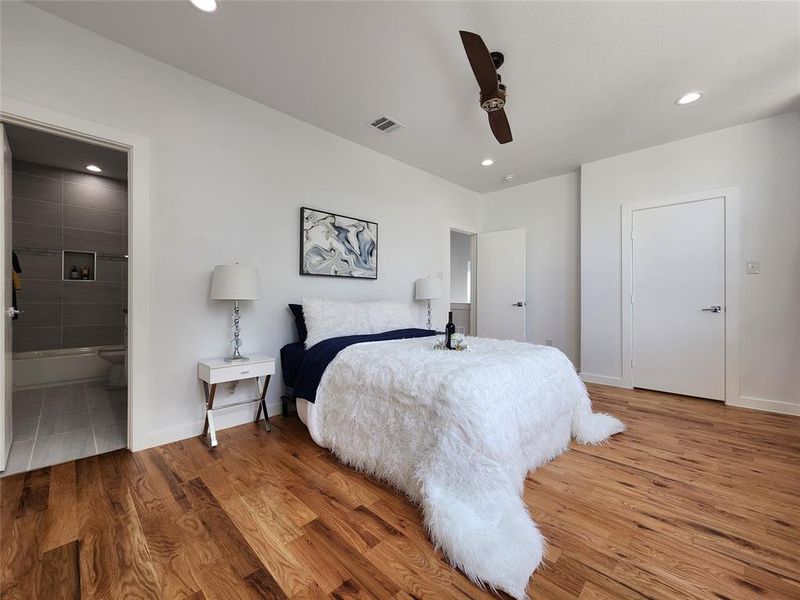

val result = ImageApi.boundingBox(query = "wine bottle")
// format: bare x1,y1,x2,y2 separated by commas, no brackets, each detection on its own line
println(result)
445,311,455,350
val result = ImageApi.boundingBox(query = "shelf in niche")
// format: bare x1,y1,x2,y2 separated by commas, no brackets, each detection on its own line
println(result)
63,250,96,281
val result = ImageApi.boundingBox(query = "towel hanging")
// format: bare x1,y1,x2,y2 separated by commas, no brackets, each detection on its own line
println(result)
11,251,22,320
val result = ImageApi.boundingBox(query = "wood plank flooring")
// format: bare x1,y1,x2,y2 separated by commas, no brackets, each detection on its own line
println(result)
2,384,799,599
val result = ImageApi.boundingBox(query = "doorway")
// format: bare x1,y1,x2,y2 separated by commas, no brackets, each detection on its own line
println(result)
447,226,527,342
0,123,129,475
449,229,475,335
621,188,740,403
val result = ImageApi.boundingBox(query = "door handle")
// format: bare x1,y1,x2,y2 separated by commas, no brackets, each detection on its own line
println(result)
5,307,20,318
512,302,525,307
701,305,722,313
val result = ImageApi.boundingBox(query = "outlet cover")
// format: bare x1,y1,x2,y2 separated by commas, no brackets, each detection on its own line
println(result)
746,261,760,274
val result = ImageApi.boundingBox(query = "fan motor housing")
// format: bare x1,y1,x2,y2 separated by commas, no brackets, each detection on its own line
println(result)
480,88,506,112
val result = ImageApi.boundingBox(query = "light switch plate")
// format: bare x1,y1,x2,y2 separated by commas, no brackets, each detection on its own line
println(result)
746,261,760,274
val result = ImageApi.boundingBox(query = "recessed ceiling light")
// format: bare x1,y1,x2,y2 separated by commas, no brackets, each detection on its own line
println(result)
481,159,494,167
85,165,102,173
675,91,703,105
190,0,218,12
504,174,515,182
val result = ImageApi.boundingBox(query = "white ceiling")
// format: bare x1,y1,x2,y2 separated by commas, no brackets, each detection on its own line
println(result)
31,1,799,193
5,123,128,181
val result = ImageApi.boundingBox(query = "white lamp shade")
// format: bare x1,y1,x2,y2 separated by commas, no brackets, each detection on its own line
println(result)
210,264,260,300
415,277,442,300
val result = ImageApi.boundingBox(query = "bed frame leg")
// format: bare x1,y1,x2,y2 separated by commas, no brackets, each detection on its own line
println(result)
281,394,294,417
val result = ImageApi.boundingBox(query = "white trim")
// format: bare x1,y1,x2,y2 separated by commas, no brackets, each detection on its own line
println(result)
727,396,800,417
469,233,477,334
1,96,152,451
620,187,740,406
580,372,630,388
0,126,10,470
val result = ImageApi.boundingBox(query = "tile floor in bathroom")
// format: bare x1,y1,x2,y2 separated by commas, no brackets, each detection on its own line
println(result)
2,381,127,476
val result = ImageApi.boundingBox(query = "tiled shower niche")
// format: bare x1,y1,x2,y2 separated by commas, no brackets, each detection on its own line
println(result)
63,250,96,281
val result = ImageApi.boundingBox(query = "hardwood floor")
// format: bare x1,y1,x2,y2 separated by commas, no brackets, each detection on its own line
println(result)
2,384,799,599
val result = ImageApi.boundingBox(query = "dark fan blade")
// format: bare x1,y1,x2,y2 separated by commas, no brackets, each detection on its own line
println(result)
488,109,513,144
459,30,499,97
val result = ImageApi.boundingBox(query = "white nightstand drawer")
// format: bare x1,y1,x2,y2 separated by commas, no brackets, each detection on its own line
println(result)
199,359,275,384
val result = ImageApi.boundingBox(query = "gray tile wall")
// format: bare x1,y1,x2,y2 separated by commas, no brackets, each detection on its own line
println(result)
12,161,128,353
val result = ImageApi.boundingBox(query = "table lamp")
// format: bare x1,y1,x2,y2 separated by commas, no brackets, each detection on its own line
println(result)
210,264,260,362
415,277,442,330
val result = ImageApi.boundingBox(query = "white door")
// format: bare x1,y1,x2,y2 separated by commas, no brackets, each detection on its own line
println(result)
476,228,526,341
632,197,725,400
0,125,12,470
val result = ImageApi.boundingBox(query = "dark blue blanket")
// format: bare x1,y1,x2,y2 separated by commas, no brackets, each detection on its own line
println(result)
294,328,437,402
279,341,306,388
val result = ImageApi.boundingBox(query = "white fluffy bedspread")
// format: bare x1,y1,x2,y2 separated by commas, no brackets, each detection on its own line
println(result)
311,336,624,599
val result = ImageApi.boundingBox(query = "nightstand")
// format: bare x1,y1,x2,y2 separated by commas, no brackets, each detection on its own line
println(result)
197,355,275,447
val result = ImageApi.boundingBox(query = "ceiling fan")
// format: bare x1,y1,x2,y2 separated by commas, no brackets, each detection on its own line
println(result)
459,30,512,144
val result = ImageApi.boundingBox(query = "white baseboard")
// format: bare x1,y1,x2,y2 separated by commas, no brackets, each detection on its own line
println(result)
727,396,800,417
579,373,631,388
147,399,284,449
576,376,798,417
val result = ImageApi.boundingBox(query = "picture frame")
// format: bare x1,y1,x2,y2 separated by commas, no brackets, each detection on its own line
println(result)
300,207,378,279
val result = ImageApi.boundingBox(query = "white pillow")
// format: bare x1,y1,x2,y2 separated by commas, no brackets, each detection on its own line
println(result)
302,298,418,348
367,300,419,334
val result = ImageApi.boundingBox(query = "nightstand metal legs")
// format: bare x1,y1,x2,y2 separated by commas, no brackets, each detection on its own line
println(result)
255,374,272,432
201,375,272,447
202,382,219,448
198,356,275,448
206,410,218,447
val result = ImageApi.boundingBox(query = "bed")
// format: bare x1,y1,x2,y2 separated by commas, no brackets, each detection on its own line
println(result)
280,299,624,599
279,339,321,444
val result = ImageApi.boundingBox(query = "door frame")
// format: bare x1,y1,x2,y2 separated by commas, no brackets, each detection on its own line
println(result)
1,96,152,451
621,187,740,404
0,126,12,469
444,224,478,335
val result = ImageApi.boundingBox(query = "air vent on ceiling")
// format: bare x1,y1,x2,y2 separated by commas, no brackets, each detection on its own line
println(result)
369,116,405,134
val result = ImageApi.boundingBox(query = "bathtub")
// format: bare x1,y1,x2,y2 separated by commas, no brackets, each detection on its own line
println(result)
13,346,114,389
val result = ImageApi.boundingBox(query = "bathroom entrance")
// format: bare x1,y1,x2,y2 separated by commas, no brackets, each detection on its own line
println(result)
0,123,129,475
449,229,476,335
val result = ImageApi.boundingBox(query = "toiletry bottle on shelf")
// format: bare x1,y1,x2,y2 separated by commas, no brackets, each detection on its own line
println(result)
80,266,89,280
445,311,455,349
70,265,79,280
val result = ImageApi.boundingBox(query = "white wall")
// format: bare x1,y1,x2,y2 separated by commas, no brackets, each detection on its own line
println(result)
449,230,471,303
0,3,483,446
482,172,580,365
581,112,800,412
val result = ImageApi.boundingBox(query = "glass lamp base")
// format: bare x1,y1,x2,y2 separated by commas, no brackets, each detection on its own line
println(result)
426,299,433,330
226,300,249,362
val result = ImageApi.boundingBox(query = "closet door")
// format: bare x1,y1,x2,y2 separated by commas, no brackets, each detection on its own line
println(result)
476,228,526,342
632,197,725,400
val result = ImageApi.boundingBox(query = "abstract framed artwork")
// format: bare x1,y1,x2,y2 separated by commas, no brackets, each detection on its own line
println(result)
300,207,378,279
